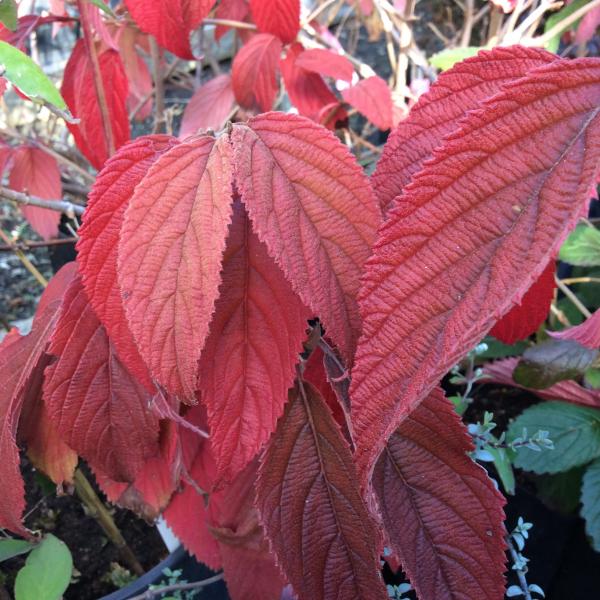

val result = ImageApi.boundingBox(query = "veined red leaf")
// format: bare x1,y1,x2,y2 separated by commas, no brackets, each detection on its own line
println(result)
231,112,380,361
215,0,250,41
62,39,130,170
350,56,600,482
294,48,354,82
341,76,393,131
490,259,556,344
118,135,233,400
124,0,215,59
198,200,309,485
549,309,600,349
280,42,347,128
232,33,282,112
180,74,236,138
372,46,556,213
484,357,600,408
249,0,299,44
76,135,178,390
44,275,160,482
373,388,506,600
256,381,386,600
8,146,61,240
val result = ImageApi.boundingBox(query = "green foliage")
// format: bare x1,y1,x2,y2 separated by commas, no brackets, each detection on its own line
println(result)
508,402,600,474
0,0,17,31
581,458,600,552
585,367,600,389
536,467,584,514
543,0,589,52
478,337,529,360
14,534,73,600
559,224,600,267
429,47,480,70
0,539,33,562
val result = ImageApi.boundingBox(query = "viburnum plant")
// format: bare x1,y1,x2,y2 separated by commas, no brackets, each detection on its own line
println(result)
1,2,600,600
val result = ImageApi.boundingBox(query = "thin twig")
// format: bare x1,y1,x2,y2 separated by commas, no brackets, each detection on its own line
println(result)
149,37,166,134
506,536,533,600
531,0,600,45
555,275,592,318
461,0,475,46
1,187,85,216
0,228,48,288
0,238,77,252
127,573,225,600
560,277,600,285
202,17,257,30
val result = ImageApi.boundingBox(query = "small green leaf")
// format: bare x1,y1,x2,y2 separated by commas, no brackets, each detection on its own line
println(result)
508,402,600,474
0,0,17,31
581,457,600,552
479,336,529,360
87,0,115,17
486,445,516,495
0,539,33,563
0,41,67,110
585,367,600,389
544,0,589,53
430,47,481,71
513,338,599,389
14,534,73,600
559,224,600,267
536,467,584,513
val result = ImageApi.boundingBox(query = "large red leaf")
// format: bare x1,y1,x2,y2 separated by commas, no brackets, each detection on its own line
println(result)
372,46,556,213
341,76,394,131
0,264,75,535
76,135,178,389
350,56,600,482
198,200,309,485
549,308,600,349
118,135,233,400
280,42,347,128
232,112,380,361
180,74,236,138
295,48,354,82
44,275,160,482
124,0,215,59
8,146,61,240
490,258,556,344
62,39,130,170
373,388,506,600
256,381,386,600
232,33,282,112
249,0,299,44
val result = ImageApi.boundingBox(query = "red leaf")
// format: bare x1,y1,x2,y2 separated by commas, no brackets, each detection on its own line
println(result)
490,259,556,344
232,33,282,112
198,200,309,485
76,135,178,390
231,112,380,361
548,308,600,349
372,46,556,213
249,0,299,44
215,0,250,41
280,42,347,128
118,135,233,400
373,388,506,600
350,56,600,482
44,275,160,482
180,74,236,138
62,39,130,170
341,76,393,131
124,0,215,59
256,382,386,600
294,48,354,82
8,146,61,240
484,357,600,408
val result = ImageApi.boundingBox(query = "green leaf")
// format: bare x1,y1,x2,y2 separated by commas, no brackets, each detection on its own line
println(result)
536,467,584,513
479,336,529,360
582,458,600,551
513,339,599,389
87,0,115,17
0,0,17,31
559,224,600,267
14,534,72,600
486,445,516,495
544,0,589,53
0,41,67,110
508,401,600,474
430,47,481,71
0,539,33,563
585,367,600,389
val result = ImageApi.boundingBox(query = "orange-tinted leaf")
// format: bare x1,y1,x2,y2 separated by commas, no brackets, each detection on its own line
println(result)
44,275,160,482
249,0,299,44
62,39,130,169
198,200,309,485
549,308,600,349
180,74,236,138
124,0,215,59
295,48,354,82
256,382,386,600
8,146,61,240
341,76,393,130
372,46,556,213
351,56,600,481
373,388,506,600
232,112,380,361
77,135,178,390
118,135,233,400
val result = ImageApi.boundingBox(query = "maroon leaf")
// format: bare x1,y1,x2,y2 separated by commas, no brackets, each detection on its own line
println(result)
341,76,394,130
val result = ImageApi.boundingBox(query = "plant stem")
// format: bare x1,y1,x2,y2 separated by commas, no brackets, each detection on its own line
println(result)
506,536,533,600
0,238,77,252
127,573,225,600
73,469,144,576
533,0,600,46
202,17,257,30
149,37,166,135
77,0,115,157
555,275,592,318
0,187,85,217
0,228,48,288
460,0,475,46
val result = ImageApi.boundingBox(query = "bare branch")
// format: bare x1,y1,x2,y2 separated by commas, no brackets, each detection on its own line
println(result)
0,187,85,217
